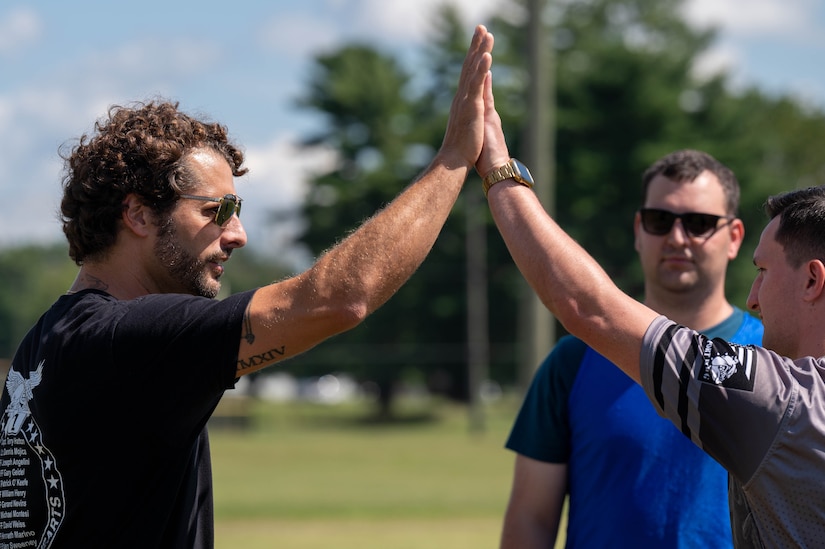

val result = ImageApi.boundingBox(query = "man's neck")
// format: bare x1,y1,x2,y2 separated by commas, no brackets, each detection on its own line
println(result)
644,290,734,332
68,264,153,300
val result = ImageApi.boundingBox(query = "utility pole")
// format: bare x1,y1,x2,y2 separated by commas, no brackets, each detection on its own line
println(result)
466,187,489,433
520,0,556,390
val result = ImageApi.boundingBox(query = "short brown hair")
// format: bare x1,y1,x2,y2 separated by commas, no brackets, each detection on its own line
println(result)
764,186,825,268
642,149,740,216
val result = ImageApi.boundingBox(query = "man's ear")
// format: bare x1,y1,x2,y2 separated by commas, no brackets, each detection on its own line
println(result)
633,211,642,254
726,218,745,260
121,194,153,237
802,259,825,303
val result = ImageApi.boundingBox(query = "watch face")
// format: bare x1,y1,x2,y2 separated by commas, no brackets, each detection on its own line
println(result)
513,159,534,185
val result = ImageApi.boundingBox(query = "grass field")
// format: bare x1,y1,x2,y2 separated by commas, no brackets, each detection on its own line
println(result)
209,396,525,548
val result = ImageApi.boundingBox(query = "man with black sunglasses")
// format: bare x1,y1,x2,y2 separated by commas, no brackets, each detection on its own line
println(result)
0,26,494,548
481,42,825,546
501,149,763,548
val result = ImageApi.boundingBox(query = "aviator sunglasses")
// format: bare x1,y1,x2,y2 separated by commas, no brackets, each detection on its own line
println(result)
639,208,733,239
179,193,243,226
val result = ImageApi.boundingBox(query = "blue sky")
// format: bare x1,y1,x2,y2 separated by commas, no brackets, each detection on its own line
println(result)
2,0,824,254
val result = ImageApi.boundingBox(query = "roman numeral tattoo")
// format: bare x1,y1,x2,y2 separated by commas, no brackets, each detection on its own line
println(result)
238,306,285,371
238,347,286,372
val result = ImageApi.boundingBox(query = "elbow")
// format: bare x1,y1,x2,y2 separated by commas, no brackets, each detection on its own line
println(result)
550,295,603,338
326,301,370,334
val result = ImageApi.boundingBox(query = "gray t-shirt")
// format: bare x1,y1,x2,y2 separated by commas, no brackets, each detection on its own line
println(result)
641,315,825,548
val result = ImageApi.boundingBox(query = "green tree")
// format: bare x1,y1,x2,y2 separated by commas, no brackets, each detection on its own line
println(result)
0,244,77,358
282,0,825,413
293,43,430,417
287,11,498,418
709,91,825,299
221,247,292,295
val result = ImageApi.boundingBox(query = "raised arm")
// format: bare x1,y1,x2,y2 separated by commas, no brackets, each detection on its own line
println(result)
235,26,495,376
478,70,657,383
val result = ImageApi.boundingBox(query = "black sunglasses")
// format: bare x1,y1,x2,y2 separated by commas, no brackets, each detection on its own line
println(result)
639,208,733,239
180,193,243,226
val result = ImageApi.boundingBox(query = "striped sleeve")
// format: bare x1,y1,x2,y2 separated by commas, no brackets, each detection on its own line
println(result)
640,316,789,481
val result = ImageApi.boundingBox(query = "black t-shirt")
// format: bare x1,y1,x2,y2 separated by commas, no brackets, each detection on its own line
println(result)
0,288,255,548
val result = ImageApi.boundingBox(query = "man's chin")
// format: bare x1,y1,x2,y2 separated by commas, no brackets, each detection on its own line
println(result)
658,275,698,294
193,276,221,299
204,284,221,299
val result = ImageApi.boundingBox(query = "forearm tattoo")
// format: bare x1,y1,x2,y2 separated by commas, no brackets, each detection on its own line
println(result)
238,306,286,372
242,308,255,344
237,346,287,372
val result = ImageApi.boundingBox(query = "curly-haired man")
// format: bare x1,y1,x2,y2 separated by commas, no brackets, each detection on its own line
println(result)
0,25,493,549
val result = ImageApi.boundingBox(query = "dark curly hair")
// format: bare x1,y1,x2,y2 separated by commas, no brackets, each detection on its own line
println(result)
59,100,248,265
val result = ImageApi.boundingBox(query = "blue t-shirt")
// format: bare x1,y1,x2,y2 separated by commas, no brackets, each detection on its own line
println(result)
506,308,763,548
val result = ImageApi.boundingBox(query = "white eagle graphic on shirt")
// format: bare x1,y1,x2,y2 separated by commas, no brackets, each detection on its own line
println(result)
3,360,44,435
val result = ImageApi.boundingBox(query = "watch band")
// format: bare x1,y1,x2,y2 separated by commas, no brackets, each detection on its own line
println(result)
482,159,534,197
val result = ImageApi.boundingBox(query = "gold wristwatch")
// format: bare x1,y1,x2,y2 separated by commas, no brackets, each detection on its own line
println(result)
482,158,534,197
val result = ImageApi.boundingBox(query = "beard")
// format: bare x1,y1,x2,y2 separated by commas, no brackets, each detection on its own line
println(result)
154,218,221,298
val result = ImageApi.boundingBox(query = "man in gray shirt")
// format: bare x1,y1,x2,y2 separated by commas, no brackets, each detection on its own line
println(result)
475,23,825,548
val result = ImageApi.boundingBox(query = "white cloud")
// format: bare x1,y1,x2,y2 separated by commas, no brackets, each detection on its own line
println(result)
0,154,64,248
243,136,336,208
239,135,337,257
682,0,817,40
356,0,502,43
257,12,341,58
258,0,502,58
74,38,222,96
683,0,825,107
0,36,226,143
0,85,84,247
0,7,42,56
691,42,740,81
